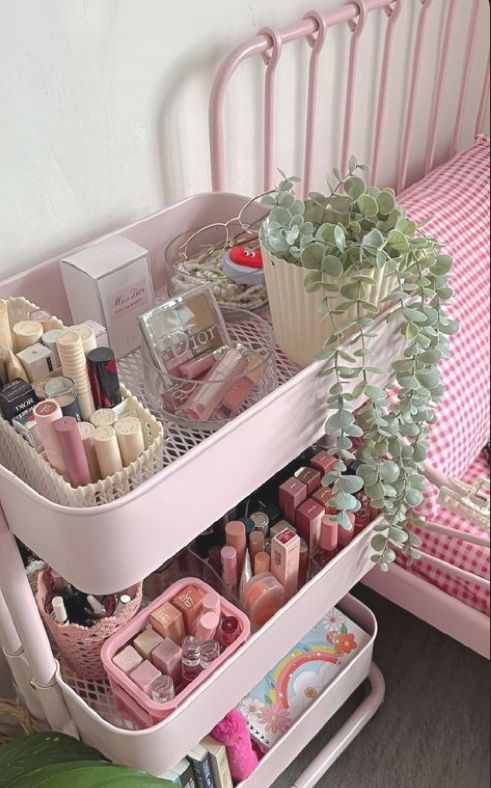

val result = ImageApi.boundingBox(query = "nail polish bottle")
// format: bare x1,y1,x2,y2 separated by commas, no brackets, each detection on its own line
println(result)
181,636,202,685
217,616,240,649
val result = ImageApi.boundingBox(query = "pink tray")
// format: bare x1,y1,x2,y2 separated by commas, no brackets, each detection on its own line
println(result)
101,578,250,726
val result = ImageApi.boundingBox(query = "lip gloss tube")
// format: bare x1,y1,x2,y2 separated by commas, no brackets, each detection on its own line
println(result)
221,545,238,591
214,354,264,418
33,399,65,474
179,347,226,380
54,417,92,487
184,348,247,422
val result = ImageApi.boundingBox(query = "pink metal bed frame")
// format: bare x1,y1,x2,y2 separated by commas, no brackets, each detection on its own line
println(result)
208,0,490,658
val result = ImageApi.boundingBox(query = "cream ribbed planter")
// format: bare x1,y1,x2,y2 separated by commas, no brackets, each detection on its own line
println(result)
262,246,397,367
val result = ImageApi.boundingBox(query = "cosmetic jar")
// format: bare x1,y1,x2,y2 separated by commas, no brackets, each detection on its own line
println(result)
242,573,285,627
199,639,221,668
44,376,81,421
150,675,175,703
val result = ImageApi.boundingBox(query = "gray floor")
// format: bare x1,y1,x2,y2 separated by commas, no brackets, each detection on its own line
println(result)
273,586,490,788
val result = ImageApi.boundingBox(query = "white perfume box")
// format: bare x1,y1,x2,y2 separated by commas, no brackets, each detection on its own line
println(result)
60,237,154,359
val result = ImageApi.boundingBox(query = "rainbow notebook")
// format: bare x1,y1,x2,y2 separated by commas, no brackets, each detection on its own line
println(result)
238,607,369,750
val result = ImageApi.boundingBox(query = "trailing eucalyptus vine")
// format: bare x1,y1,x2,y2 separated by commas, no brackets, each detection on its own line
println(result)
261,157,458,569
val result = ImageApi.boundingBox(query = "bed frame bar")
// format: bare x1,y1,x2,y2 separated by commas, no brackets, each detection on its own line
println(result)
210,0,489,194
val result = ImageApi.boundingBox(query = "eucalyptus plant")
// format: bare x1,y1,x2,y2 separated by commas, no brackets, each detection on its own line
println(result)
261,158,457,569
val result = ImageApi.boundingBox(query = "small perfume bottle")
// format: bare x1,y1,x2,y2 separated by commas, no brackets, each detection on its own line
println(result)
199,639,221,670
217,616,240,649
181,636,202,684
150,675,175,703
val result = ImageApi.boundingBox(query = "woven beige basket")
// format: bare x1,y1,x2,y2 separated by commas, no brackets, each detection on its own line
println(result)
36,568,142,680
0,297,164,506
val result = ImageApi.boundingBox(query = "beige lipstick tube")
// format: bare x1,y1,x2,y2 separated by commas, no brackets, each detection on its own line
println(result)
93,425,123,478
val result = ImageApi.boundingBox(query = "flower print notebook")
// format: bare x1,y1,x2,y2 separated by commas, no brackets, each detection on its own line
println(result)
239,607,370,750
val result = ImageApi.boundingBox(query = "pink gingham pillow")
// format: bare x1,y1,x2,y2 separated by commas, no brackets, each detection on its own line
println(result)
399,136,490,515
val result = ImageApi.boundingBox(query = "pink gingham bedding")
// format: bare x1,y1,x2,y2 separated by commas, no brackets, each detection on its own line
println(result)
396,135,490,614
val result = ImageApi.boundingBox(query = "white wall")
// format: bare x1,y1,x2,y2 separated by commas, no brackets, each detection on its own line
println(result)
0,0,489,276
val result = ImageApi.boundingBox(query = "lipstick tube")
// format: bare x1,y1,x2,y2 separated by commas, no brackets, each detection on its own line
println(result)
249,531,265,559
78,421,100,482
90,408,117,428
225,520,246,576
93,425,123,478
87,347,122,409
184,348,247,422
33,399,65,474
114,416,145,466
54,417,92,487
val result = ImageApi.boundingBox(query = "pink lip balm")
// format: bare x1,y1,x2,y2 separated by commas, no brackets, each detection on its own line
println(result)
54,416,92,487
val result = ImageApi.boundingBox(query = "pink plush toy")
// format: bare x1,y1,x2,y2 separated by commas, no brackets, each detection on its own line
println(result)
211,709,259,781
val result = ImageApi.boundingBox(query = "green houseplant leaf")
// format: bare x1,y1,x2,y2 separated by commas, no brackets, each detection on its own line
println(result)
0,733,174,788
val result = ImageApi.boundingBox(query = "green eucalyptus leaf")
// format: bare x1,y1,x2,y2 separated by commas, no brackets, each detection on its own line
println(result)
365,385,386,401
389,526,409,544
371,534,388,552
301,242,325,269
377,191,396,215
323,255,344,277
334,225,347,252
348,154,358,173
344,175,365,199
387,229,410,252
332,492,359,511
269,207,292,225
362,228,385,249
358,194,379,217
325,411,355,431
336,475,364,494
381,461,400,483
439,318,459,335
334,510,355,530
433,254,452,275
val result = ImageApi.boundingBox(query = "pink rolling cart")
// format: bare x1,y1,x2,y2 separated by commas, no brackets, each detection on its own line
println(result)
0,0,489,785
